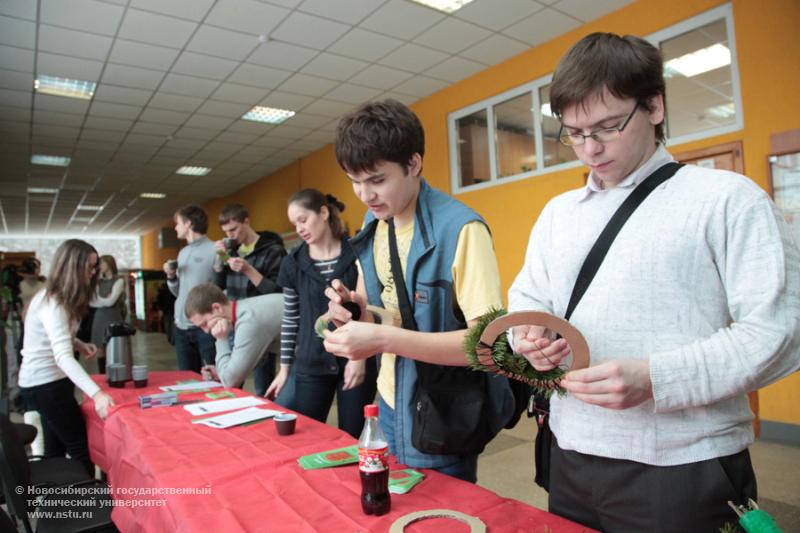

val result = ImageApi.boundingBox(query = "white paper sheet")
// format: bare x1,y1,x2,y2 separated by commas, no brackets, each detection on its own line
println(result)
193,407,282,429
183,396,266,415
159,381,224,392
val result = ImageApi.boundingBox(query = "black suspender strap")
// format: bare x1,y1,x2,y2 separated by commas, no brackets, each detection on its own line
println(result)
387,218,418,331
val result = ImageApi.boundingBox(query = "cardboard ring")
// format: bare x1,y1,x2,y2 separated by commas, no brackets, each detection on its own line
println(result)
389,509,486,532
478,311,590,371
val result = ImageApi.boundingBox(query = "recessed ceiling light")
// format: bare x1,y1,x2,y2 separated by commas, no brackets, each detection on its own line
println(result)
241,105,295,124
139,192,166,199
664,44,731,78
27,187,59,194
34,75,96,100
31,154,71,167
176,166,211,176
409,0,474,13
78,205,104,211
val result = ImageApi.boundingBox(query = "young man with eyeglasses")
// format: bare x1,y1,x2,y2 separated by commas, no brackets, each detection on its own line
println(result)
508,33,800,532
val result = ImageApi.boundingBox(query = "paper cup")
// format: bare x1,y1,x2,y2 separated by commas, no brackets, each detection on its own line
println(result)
274,414,297,436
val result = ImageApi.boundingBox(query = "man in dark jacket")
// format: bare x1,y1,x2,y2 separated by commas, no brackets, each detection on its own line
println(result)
212,203,286,395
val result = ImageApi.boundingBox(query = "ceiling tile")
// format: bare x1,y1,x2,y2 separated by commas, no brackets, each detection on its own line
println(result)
139,108,190,126
118,9,198,49
0,0,37,20
33,109,83,127
300,53,367,81
259,90,315,111
460,34,529,65
324,83,383,105
37,52,104,81
182,114,235,130
328,28,403,62
263,124,311,140
131,121,178,135
83,116,133,132
503,7,581,47
89,101,143,120
0,15,35,49
186,25,258,61
32,123,80,140
102,63,165,90
0,44,35,73
172,51,239,81
0,106,31,122
227,63,293,90
38,25,113,62
553,0,632,22
359,0,444,40
247,40,318,71
0,69,34,91
415,17,492,54
283,112,333,129
174,126,221,142
40,0,124,36
277,73,339,97
391,75,449,98
148,92,204,113
226,120,271,134
93,85,153,106
455,0,544,31
213,131,260,145
205,0,289,35
211,83,271,105
424,55,485,83
195,100,251,119
348,64,413,90
129,0,216,22
301,99,353,118
81,128,127,143
160,73,220,98
379,43,448,73
34,93,90,115
109,39,179,71
270,12,350,50
297,0,384,24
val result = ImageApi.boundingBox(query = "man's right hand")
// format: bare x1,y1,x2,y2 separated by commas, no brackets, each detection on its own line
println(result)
265,365,290,400
325,279,366,328
512,325,571,371
201,365,219,382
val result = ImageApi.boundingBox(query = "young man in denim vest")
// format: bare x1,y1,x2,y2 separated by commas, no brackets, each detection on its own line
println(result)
323,99,514,483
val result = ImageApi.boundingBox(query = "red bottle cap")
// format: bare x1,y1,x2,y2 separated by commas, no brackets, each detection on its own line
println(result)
364,404,378,418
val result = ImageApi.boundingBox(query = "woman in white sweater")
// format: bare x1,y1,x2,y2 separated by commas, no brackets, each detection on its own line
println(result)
18,239,114,474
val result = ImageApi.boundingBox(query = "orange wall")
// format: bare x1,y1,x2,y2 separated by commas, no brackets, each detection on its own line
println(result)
140,229,177,272
141,0,800,424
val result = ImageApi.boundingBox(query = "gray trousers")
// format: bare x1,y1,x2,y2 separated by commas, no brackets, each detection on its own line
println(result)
549,440,757,532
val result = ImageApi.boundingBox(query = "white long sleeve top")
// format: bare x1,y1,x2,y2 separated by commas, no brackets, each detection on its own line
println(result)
509,146,800,466
90,277,124,308
18,290,101,398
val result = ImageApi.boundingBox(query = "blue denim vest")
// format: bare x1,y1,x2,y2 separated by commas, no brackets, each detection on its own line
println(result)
350,179,514,468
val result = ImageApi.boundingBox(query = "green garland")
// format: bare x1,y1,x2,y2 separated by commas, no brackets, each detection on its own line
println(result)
464,307,566,398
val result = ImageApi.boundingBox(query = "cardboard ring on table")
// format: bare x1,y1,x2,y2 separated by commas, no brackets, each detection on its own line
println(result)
389,509,486,533
478,311,590,371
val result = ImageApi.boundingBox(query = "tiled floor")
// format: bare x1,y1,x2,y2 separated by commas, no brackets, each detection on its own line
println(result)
91,330,800,530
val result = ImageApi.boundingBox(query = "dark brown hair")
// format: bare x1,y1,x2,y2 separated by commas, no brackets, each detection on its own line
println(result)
218,203,249,226
185,283,228,317
550,32,666,143
335,99,424,175
175,204,208,234
45,239,98,324
100,254,118,276
289,189,348,240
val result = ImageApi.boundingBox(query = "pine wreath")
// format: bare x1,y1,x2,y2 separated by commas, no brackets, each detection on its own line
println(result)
464,307,567,398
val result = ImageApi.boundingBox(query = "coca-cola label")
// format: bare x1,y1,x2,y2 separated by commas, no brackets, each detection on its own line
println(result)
358,447,388,473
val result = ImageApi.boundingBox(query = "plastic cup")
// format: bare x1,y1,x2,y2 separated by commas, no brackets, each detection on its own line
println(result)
274,414,297,436
132,365,148,388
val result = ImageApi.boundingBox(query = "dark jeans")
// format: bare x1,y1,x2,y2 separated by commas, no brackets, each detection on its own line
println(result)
252,353,276,397
278,358,377,439
174,326,216,373
20,378,93,475
549,440,757,532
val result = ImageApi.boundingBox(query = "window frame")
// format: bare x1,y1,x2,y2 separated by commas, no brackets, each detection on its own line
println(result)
448,2,741,194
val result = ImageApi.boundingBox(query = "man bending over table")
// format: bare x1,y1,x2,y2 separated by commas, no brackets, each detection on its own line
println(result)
185,283,282,392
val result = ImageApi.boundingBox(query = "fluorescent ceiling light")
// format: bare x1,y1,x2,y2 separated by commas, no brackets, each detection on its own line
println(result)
241,105,295,124
31,154,71,167
139,192,166,199
409,0,474,13
664,44,731,77
34,75,96,100
78,205,104,211
72,217,93,223
176,166,211,176
27,187,58,194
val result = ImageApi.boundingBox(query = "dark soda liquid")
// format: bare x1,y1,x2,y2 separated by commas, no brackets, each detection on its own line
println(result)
360,469,390,516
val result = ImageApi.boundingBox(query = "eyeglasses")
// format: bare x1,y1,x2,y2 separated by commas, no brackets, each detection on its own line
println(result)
558,103,640,146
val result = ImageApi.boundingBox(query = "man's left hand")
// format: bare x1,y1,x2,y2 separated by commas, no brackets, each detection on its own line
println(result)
342,360,366,390
323,321,381,361
208,317,232,340
226,257,251,274
560,359,653,409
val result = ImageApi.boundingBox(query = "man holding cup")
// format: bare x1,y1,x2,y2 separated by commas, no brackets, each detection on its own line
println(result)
212,203,286,395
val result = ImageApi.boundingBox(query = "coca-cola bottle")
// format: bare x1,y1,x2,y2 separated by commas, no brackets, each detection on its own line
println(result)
358,404,390,516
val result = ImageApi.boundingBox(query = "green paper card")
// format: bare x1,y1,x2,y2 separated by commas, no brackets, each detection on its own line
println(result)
206,391,236,399
388,469,424,494
298,445,359,470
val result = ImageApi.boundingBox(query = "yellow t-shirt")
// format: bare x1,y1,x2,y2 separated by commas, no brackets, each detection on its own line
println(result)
238,241,256,257
374,220,503,408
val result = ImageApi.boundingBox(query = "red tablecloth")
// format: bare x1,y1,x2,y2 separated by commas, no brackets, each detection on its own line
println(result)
83,371,595,532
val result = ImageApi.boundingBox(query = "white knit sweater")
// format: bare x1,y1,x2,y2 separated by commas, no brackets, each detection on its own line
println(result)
509,146,800,466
